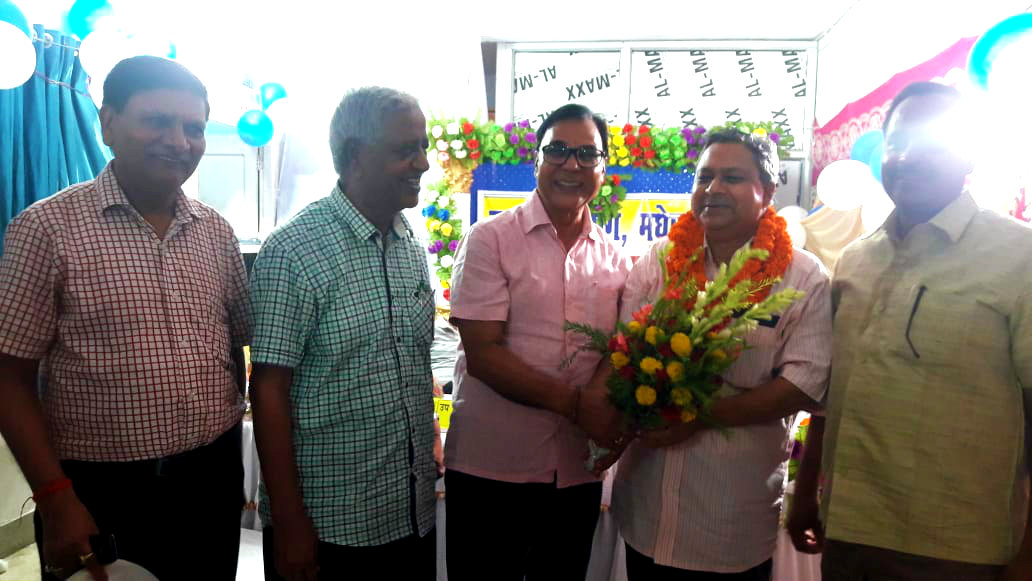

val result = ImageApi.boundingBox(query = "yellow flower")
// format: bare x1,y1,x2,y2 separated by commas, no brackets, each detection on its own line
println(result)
428,220,442,232
619,158,631,167
752,127,768,138
681,408,698,423
670,332,693,358
635,385,657,406
640,356,663,375
425,218,435,231
710,348,727,361
666,361,685,381
608,156,617,166
626,321,643,335
611,352,630,369
441,280,450,289
644,326,660,345
617,146,630,158
608,125,621,136
671,387,693,406
440,223,454,237
613,134,625,147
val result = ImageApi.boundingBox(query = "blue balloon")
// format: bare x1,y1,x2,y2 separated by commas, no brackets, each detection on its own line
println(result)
237,110,274,147
63,0,113,40
0,1,29,36
421,205,437,218
869,141,884,183
850,130,883,163
259,82,287,110
969,13,1032,90
437,208,450,221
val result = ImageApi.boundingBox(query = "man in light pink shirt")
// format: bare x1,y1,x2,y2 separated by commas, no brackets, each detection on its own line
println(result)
445,104,631,581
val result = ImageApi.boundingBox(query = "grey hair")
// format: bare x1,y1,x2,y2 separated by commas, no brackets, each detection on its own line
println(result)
329,86,421,177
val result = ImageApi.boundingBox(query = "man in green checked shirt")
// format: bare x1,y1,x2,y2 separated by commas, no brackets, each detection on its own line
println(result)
249,87,437,581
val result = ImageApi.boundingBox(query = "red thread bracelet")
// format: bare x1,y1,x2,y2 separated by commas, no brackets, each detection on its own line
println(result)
32,477,72,502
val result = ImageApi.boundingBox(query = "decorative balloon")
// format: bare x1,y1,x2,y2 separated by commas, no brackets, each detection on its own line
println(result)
0,0,30,36
868,141,884,183
784,218,807,249
861,188,895,234
0,20,35,90
237,110,274,147
777,205,809,224
849,130,883,164
815,160,879,212
259,82,287,110
63,0,113,40
77,22,130,80
968,13,1032,90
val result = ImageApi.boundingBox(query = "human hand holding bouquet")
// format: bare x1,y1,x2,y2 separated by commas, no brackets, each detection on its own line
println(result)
564,244,804,470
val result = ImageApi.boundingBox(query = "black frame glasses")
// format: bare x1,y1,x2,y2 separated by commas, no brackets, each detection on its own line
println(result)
540,143,605,167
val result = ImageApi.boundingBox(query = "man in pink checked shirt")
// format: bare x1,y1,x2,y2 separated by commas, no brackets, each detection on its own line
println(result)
445,104,632,581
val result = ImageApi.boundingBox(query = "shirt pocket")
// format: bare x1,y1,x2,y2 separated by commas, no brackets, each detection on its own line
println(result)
892,286,1008,368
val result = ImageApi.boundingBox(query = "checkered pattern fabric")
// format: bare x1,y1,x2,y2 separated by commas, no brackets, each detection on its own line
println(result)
0,163,252,461
250,185,437,547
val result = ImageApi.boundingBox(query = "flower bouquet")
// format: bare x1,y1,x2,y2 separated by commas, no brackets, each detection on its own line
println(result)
564,245,804,468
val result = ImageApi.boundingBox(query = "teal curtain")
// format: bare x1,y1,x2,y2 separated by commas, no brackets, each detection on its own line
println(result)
0,25,111,253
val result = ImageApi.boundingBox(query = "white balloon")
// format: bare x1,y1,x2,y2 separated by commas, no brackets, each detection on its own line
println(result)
0,22,36,90
785,218,807,249
815,160,879,211
78,26,132,81
778,205,808,224
861,187,896,233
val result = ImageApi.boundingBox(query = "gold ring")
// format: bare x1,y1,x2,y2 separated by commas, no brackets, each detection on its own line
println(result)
78,552,96,566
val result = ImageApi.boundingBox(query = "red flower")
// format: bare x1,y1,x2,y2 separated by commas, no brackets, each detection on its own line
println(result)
660,405,681,424
644,149,657,159
656,369,669,382
462,122,475,135
625,135,638,146
640,136,653,148
443,288,451,301
664,285,683,300
612,175,621,186
623,123,634,134
632,304,653,325
659,344,675,358
466,138,480,149
470,151,482,160
633,160,644,167
608,332,630,354
630,147,643,157
691,348,705,362
619,366,636,380
639,125,651,135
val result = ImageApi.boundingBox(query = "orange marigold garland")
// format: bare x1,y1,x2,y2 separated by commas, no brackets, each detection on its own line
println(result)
665,207,793,304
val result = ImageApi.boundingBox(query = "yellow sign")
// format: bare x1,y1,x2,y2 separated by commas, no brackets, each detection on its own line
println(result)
434,397,454,430
477,191,691,250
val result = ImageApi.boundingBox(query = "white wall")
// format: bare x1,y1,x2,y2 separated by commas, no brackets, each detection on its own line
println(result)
815,0,1032,125
0,436,32,528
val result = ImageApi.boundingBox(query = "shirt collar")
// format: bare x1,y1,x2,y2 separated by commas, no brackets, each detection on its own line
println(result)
94,162,204,221
329,184,411,241
519,191,601,243
885,190,978,244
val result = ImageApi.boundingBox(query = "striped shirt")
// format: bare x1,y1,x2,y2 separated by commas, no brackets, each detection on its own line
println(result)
250,185,437,547
612,238,832,572
0,163,251,461
822,192,1032,564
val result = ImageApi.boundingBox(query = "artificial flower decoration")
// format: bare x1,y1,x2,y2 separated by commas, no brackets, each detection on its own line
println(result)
591,173,630,226
421,180,463,298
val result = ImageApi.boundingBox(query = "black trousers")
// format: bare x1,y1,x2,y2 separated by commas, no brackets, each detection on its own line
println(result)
36,424,244,581
626,543,772,581
262,526,435,581
445,469,602,581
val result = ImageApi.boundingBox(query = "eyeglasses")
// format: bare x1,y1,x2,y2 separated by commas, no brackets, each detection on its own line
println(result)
540,143,605,168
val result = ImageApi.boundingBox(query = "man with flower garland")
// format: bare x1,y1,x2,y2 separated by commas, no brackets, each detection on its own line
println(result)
789,82,1032,581
611,128,832,580
446,103,632,581
249,87,437,581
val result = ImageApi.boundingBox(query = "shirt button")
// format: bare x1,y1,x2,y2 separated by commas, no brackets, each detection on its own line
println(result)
396,337,403,343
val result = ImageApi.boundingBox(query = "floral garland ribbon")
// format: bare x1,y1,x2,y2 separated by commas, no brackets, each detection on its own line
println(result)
665,208,793,305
